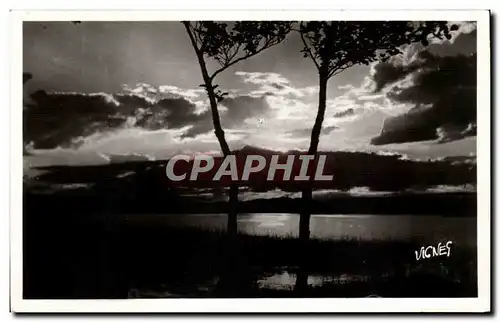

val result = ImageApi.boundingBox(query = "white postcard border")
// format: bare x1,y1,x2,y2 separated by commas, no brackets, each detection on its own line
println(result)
10,9,491,313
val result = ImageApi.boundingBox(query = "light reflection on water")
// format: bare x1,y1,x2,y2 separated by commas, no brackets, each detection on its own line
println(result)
127,213,476,246
257,271,370,290
124,213,476,296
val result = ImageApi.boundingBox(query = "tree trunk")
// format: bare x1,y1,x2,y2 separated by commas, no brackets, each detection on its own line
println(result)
299,189,313,242
299,69,328,241
308,69,329,156
296,69,328,295
183,22,237,236
205,84,238,237
227,185,239,237
203,82,238,238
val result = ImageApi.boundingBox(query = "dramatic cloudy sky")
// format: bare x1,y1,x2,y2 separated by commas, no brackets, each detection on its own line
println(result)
23,21,477,166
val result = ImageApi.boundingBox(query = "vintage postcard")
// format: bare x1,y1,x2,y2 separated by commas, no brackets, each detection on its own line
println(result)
11,10,491,313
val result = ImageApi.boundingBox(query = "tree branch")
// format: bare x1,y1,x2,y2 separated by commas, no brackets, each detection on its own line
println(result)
183,22,199,51
182,21,212,86
299,25,320,71
227,43,242,63
192,22,202,48
210,37,276,81
328,61,354,79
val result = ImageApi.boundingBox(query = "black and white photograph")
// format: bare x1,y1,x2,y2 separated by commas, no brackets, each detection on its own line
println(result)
11,10,491,313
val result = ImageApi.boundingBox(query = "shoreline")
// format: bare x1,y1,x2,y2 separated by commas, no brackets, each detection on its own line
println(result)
24,190,477,217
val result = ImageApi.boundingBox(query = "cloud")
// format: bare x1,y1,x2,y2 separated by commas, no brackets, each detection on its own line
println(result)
221,95,271,127
122,82,207,111
236,71,318,98
236,71,289,87
320,89,375,127
25,90,125,149
23,85,211,149
369,50,439,93
120,83,275,139
24,79,277,149
337,84,354,91
179,95,273,139
333,108,355,118
232,71,375,145
134,96,208,131
370,51,476,145
440,22,477,45
289,125,338,138
436,123,476,144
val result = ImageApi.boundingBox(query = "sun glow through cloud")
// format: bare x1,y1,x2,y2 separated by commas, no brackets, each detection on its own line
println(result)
23,21,478,166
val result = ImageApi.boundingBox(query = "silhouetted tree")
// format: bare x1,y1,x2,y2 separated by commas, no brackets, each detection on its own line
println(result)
182,21,292,236
294,21,457,294
297,21,458,241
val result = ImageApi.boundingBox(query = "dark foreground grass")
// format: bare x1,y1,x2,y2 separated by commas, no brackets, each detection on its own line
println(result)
23,210,477,299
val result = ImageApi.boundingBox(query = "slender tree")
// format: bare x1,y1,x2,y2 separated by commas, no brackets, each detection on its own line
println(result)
294,21,457,294
182,21,292,236
297,21,457,241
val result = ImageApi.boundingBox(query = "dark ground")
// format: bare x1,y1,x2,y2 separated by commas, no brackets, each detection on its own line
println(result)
22,147,477,298
23,195,477,299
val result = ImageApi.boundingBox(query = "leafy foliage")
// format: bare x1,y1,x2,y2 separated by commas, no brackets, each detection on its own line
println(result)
299,21,458,78
190,21,292,68
183,21,293,101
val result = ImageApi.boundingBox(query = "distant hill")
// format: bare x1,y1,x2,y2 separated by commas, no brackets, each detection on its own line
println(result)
23,146,476,216
108,153,155,163
29,145,475,192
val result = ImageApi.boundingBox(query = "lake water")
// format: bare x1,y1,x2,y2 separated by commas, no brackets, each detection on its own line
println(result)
125,213,477,247
122,213,476,297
